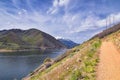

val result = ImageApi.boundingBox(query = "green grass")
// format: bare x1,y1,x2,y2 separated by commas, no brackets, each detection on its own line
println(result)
22,34,43,45
29,38,101,80
0,42,20,50
70,69,82,80
70,38,101,80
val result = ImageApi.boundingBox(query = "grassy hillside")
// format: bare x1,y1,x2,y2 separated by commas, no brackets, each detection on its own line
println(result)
23,23,120,80
23,38,101,80
0,29,66,50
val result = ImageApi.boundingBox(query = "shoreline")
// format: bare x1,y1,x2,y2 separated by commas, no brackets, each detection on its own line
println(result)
22,49,69,80
0,49,13,52
0,48,67,53
0,49,42,53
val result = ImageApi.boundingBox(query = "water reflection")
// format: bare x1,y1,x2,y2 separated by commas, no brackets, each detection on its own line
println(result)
0,49,66,80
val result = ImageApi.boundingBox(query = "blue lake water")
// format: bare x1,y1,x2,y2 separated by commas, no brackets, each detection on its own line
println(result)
0,49,66,80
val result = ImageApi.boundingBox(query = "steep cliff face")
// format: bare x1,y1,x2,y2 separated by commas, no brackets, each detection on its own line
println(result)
0,29,66,50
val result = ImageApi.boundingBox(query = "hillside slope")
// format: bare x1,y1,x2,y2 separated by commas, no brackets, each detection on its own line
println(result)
58,39,79,48
23,38,101,80
23,23,120,80
0,29,66,50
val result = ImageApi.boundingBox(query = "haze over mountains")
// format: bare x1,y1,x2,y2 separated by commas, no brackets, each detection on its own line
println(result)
58,39,79,48
0,29,66,50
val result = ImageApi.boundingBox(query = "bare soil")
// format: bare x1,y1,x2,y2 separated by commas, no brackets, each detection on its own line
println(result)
97,41,120,80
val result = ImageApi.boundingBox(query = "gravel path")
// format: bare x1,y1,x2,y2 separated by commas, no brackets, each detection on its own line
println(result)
97,41,120,80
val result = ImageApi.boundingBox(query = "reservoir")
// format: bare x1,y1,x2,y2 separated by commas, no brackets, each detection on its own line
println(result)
0,49,66,80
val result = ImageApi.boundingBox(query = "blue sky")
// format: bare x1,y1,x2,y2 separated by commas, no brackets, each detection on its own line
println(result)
0,0,120,43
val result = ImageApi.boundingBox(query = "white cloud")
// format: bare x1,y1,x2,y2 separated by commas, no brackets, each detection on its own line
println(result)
1,0,120,43
59,0,70,6
62,12,120,34
55,36,63,39
0,8,51,31
97,12,120,27
53,0,59,7
47,0,70,14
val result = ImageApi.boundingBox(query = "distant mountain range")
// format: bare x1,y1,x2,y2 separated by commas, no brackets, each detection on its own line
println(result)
0,29,66,50
58,39,79,48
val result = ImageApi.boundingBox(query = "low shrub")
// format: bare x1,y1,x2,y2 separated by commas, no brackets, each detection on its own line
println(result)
44,58,52,63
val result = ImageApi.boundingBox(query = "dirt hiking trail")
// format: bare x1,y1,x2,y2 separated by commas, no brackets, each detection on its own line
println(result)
97,41,120,80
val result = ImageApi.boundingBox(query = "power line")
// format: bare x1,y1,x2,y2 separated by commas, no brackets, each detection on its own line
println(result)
106,15,115,29
106,17,107,29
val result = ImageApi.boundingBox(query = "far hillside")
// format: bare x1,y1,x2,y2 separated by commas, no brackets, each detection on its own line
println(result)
0,29,66,51
58,39,79,48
